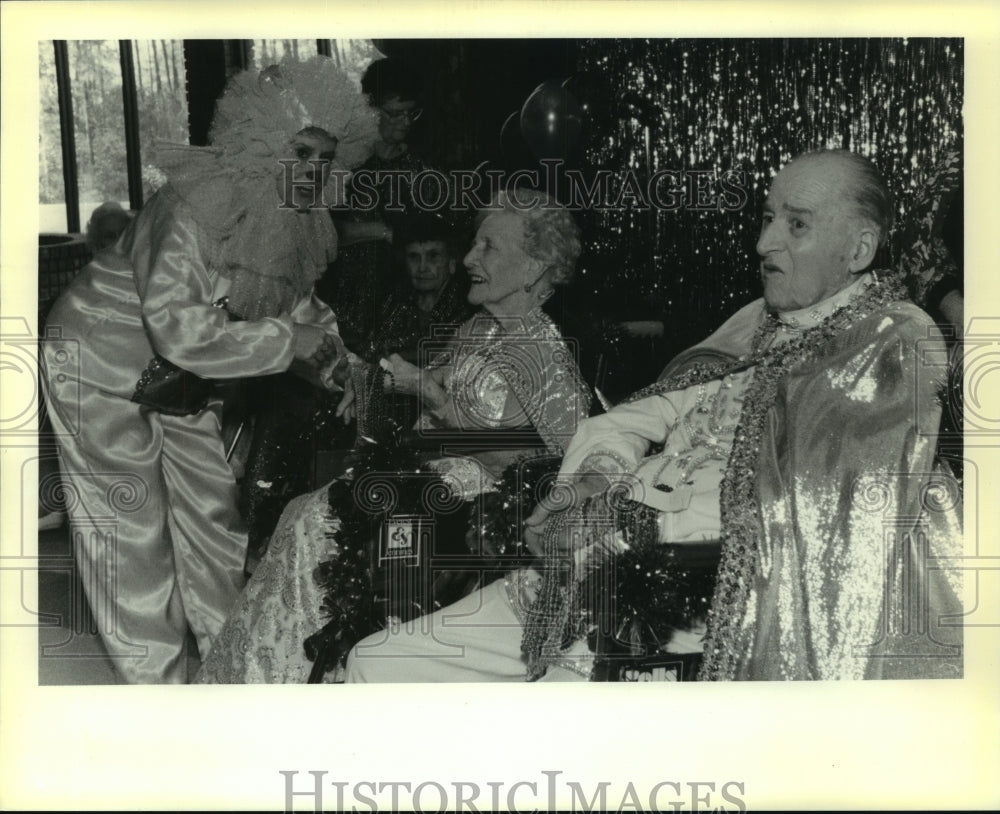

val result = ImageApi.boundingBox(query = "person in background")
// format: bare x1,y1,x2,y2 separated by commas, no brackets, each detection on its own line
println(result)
240,213,472,563
320,57,463,351
343,149,963,683
84,201,133,254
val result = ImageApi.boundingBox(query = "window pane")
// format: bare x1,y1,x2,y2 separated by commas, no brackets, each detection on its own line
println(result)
39,43,67,232
251,39,319,68
68,40,129,226
131,39,189,199
329,39,386,87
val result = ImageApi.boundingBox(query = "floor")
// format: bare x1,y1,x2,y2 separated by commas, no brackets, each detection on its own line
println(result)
35,445,205,685
36,519,204,685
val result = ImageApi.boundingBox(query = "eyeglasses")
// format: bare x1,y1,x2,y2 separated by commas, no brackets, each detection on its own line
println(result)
379,106,423,123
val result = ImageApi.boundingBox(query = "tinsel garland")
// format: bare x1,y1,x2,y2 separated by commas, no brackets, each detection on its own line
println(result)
698,273,912,680
524,270,912,680
522,495,718,681
303,360,559,680
579,506,719,673
304,438,430,681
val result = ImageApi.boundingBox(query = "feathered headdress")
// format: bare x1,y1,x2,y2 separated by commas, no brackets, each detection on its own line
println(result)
151,56,379,320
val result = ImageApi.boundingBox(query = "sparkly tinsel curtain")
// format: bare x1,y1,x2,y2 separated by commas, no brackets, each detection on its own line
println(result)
574,38,963,349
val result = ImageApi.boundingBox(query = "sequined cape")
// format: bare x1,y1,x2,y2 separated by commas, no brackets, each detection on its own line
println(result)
672,290,962,679
527,279,963,681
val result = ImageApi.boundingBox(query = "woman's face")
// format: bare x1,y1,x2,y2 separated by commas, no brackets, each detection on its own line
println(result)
278,128,339,211
376,95,419,146
463,212,543,316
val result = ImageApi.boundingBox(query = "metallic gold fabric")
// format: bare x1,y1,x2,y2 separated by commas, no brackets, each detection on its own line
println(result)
196,309,590,683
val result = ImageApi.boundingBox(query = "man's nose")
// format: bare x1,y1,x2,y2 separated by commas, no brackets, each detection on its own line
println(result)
463,246,477,267
756,221,780,256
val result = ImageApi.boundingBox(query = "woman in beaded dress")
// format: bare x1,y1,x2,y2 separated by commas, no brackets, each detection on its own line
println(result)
197,190,592,682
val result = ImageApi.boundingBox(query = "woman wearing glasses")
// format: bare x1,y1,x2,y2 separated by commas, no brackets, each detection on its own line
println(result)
320,57,437,351
241,58,454,564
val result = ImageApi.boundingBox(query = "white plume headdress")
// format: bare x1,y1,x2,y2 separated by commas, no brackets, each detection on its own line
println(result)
150,56,379,320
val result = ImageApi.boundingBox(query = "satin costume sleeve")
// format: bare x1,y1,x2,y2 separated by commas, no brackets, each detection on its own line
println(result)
731,302,963,680
132,191,304,380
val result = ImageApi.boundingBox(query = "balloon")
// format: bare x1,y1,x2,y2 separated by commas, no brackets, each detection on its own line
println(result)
519,79,582,162
500,110,524,157
562,72,613,123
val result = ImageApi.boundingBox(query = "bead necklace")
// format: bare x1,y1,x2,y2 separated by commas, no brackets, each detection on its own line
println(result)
522,270,909,680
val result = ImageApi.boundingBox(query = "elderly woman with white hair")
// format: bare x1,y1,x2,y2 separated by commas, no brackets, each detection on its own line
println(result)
197,188,592,683
40,57,378,683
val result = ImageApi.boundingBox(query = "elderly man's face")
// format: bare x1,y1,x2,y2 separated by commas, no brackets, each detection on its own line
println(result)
405,240,455,295
464,212,539,316
756,157,866,312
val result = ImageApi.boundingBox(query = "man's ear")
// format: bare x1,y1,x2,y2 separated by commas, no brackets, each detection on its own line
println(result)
446,258,456,277
848,225,879,273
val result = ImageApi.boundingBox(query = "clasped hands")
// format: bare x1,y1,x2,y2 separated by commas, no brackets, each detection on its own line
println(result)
290,323,348,388
334,353,447,425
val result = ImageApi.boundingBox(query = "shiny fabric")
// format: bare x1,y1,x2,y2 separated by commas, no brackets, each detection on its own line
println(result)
195,309,591,683
577,283,963,680
719,301,963,680
41,183,342,683
343,278,963,683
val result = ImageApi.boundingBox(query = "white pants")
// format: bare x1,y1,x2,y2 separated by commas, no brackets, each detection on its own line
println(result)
345,572,592,683
42,363,246,683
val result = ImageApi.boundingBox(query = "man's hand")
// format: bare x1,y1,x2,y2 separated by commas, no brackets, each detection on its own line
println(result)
522,472,613,558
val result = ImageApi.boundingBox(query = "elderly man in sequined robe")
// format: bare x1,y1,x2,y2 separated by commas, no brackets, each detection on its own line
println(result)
344,149,963,683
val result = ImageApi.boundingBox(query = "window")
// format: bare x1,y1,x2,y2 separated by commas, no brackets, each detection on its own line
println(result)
39,39,382,234
38,39,190,234
131,40,190,200
251,39,319,68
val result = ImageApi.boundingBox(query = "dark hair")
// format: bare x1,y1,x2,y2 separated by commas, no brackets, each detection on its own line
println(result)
395,214,460,256
360,58,424,106
799,149,894,247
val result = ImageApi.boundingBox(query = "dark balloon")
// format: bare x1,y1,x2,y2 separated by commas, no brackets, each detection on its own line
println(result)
562,72,613,124
500,110,523,157
519,79,583,161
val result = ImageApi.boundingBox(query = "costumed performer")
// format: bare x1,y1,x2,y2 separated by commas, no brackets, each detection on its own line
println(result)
39,56,378,683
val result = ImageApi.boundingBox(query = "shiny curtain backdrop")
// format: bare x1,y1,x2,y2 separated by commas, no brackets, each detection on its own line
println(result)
574,38,963,346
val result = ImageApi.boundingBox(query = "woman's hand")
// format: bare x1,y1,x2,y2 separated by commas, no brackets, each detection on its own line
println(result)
336,376,356,424
382,353,448,409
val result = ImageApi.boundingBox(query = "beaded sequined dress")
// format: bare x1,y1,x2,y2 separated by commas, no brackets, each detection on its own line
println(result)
196,308,590,682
